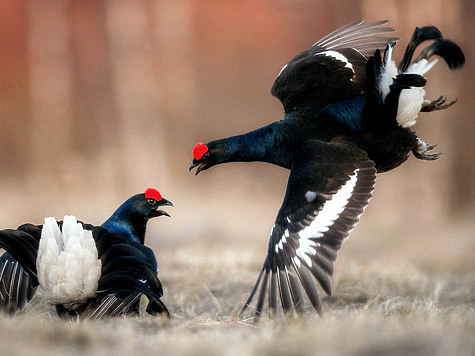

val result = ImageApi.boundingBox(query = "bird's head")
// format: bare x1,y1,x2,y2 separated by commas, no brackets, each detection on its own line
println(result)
189,141,227,175
132,188,174,219
101,188,173,244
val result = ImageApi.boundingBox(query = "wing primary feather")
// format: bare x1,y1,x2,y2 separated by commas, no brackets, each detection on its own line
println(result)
316,20,393,48
14,267,23,311
293,263,323,315
88,295,116,320
327,37,399,52
240,266,265,314
0,261,13,314
316,20,391,47
255,270,269,318
287,265,305,313
108,291,141,317
304,258,333,296
277,236,302,313
8,262,20,313
278,268,293,312
122,292,142,314
18,270,31,310
315,20,366,46
322,29,396,49
311,254,334,276
318,244,338,261
0,259,9,306
98,296,118,319
269,270,278,318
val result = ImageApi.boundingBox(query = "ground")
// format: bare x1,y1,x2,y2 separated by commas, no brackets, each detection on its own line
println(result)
1,222,474,356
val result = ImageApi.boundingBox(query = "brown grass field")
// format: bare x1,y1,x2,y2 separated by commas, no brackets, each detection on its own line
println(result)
1,207,474,356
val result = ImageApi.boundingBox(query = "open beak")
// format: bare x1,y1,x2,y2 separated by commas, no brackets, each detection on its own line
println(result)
189,160,198,172
156,198,173,217
188,160,206,176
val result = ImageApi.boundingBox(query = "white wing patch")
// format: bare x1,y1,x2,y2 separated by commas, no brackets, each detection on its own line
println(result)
37,216,102,308
275,228,290,253
316,50,355,73
294,171,359,268
305,191,317,203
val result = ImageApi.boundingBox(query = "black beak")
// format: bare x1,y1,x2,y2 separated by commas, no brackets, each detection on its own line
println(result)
159,198,174,207
156,198,173,217
189,160,198,172
189,160,207,176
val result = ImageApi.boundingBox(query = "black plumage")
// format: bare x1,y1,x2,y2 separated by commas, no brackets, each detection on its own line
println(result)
189,21,465,318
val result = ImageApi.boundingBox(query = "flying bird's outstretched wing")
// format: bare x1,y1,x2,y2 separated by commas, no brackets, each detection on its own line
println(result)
242,140,376,317
272,20,398,113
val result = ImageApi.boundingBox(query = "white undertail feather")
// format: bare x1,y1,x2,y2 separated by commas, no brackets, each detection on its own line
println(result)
36,216,101,308
378,45,398,99
378,48,438,128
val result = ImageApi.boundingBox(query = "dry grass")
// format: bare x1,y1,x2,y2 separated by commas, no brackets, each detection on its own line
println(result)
1,233,474,356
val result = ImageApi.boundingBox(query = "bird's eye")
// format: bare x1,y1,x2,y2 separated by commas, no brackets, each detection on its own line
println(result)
147,198,157,205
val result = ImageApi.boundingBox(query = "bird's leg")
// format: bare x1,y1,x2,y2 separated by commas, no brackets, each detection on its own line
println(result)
412,137,441,160
420,95,457,112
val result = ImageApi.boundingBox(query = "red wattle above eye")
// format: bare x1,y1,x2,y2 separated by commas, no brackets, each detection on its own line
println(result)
145,188,162,201
193,143,208,160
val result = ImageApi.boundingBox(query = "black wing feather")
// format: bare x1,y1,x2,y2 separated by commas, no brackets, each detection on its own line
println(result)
278,268,292,312
272,21,398,113
243,140,376,317
85,230,169,319
0,224,42,314
0,230,40,285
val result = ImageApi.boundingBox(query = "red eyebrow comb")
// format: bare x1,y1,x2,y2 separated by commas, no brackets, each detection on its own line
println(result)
145,188,162,201
193,143,208,160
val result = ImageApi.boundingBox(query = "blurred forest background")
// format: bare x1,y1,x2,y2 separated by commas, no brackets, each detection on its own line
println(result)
0,0,474,288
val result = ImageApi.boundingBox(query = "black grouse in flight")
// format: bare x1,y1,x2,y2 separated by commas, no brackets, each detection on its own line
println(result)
0,188,172,319
189,21,465,317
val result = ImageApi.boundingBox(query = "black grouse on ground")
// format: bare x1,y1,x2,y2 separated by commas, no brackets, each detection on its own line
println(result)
189,21,465,318
0,188,172,319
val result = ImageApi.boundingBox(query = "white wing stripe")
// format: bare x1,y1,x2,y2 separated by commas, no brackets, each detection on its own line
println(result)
296,170,359,266
298,171,358,240
316,50,355,73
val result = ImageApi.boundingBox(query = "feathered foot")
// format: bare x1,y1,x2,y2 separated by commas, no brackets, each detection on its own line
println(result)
412,137,441,160
421,95,457,112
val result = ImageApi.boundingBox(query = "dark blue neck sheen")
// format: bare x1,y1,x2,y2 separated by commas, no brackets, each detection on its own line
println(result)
101,199,147,244
210,121,294,168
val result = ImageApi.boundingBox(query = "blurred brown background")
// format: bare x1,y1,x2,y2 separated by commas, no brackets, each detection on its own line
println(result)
0,0,474,274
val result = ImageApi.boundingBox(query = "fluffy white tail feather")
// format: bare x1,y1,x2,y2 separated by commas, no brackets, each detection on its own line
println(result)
378,45,398,99
378,49,438,128
37,216,101,308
